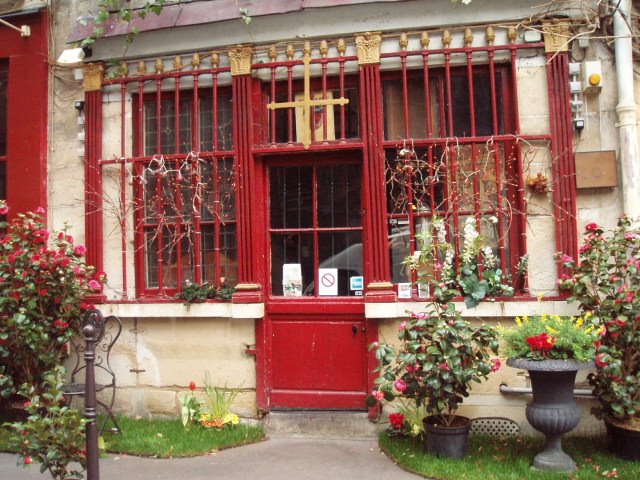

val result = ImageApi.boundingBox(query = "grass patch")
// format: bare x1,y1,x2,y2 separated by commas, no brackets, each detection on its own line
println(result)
1,415,264,458
380,432,638,479
103,415,265,458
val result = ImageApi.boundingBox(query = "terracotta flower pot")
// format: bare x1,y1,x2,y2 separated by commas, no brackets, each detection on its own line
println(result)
422,415,471,459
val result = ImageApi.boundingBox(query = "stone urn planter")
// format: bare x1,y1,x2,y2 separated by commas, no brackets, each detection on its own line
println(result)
422,415,471,459
507,358,595,472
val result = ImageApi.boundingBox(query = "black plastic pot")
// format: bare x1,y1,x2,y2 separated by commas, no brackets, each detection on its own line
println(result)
605,419,640,461
422,415,470,459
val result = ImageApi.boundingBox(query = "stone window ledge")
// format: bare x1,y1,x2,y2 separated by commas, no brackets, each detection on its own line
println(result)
98,302,264,319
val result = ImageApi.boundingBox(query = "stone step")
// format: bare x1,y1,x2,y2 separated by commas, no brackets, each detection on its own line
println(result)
263,411,383,439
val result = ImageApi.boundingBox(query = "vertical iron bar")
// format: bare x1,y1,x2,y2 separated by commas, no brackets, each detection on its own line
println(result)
83,316,100,480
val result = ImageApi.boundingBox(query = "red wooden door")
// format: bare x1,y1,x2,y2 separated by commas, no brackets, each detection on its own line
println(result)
264,155,372,410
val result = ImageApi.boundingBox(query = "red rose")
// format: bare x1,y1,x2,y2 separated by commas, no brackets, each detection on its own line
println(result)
585,222,599,231
389,412,405,430
189,381,196,391
393,379,407,393
23,456,32,465
596,353,608,368
73,245,87,256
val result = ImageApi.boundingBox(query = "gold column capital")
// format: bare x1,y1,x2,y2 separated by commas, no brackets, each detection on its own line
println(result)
542,18,572,53
83,63,104,92
229,45,254,76
355,31,382,65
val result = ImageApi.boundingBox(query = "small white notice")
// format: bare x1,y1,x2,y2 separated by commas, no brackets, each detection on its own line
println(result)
398,283,412,299
350,276,364,291
282,263,303,297
318,268,338,296
417,283,430,299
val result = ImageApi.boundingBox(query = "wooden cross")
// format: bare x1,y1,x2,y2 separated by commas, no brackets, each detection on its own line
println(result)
267,51,349,149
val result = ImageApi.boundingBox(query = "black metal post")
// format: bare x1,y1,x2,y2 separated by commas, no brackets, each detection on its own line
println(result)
83,316,100,480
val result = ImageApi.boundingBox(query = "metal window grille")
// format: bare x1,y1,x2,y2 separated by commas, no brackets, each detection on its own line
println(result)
98,59,237,298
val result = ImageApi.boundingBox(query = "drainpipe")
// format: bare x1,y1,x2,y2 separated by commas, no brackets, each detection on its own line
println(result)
614,0,640,218
500,384,594,397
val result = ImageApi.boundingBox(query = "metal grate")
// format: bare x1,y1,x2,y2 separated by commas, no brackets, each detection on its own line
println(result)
470,417,520,436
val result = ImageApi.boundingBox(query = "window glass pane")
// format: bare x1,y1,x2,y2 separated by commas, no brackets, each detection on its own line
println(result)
199,93,233,152
388,218,411,284
144,98,192,155
317,164,361,228
219,223,238,284
270,232,314,296
270,166,313,229
450,73,503,137
317,231,362,296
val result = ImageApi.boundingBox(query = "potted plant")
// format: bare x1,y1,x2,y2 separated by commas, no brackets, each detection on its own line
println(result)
367,300,500,459
500,311,599,471
559,217,640,460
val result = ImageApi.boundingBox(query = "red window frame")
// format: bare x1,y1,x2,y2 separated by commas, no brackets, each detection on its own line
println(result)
131,88,238,298
381,64,525,294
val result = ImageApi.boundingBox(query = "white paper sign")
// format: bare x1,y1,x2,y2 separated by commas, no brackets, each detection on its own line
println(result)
350,276,364,291
318,268,339,296
398,283,412,299
282,264,302,297
418,283,430,299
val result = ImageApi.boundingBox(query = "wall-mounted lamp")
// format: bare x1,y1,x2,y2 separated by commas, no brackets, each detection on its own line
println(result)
57,47,85,67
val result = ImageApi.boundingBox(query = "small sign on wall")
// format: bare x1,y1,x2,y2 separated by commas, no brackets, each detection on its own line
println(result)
318,268,338,296
575,151,618,189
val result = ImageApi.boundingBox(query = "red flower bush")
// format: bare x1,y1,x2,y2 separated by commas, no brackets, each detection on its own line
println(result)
389,412,405,430
0,206,105,398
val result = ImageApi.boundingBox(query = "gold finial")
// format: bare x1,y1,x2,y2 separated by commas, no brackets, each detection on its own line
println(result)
442,30,452,48
211,51,220,67
320,40,329,58
119,61,128,77
420,32,430,49
508,26,517,44
136,60,147,75
399,32,409,51
355,32,382,65
173,56,183,70
485,26,495,46
228,45,253,76
303,41,311,56
337,38,346,56
464,28,473,47
268,45,278,61
155,58,164,74
542,19,572,52
286,44,295,60
191,53,201,69
83,62,105,92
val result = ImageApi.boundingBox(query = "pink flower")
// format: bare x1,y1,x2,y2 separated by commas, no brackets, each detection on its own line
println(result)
438,362,450,371
585,222,599,232
398,321,407,331
434,262,443,271
23,456,32,465
0,203,8,215
88,279,101,292
393,379,407,393
490,358,501,372
625,291,635,303
560,254,573,263
372,390,385,401
34,207,45,215
625,232,636,241
579,244,591,254
73,244,87,256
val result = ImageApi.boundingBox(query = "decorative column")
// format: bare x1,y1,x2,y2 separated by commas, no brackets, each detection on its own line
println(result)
542,20,578,277
83,63,106,302
229,45,263,303
357,32,395,302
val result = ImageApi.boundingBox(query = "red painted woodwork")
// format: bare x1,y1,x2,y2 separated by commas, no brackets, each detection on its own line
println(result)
268,315,369,409
232,74,263,303
546,52,578,279
359,64,395,302
0,11,48,221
